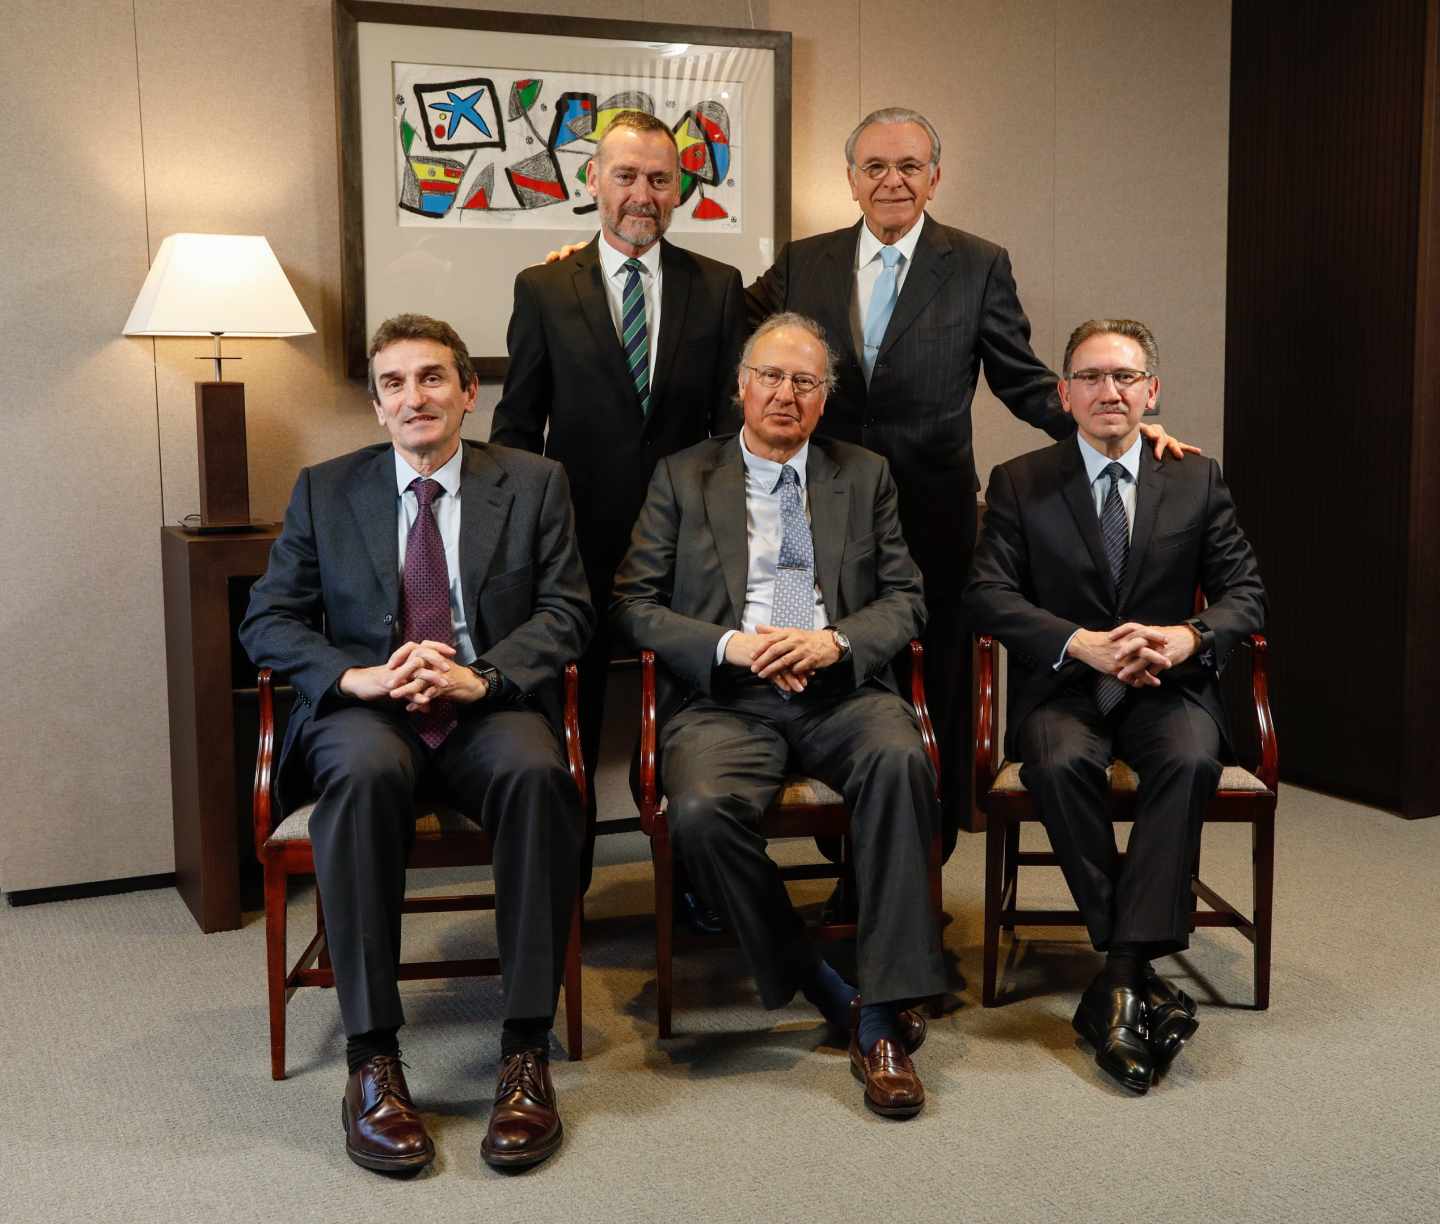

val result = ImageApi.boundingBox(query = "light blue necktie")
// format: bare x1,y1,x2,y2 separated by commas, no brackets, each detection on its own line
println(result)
771,465,815,629
862,245,904,381
621,258,651,416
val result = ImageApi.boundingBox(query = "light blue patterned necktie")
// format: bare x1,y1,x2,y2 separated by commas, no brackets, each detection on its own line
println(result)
862,244,904,381
1095,462,1131,716
621,258,651,416
771,465,815,629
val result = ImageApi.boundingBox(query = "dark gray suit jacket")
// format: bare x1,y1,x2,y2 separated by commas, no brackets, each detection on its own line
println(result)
611,434,926,726
747,215,1073,608
239,440,595,809
962,440,1267,759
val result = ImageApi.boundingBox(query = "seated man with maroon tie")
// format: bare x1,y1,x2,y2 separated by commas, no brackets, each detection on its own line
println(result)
963,318,1266,1094
240,314,593,1173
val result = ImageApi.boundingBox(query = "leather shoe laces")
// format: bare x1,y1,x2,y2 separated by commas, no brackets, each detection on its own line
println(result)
496,1050,549,1103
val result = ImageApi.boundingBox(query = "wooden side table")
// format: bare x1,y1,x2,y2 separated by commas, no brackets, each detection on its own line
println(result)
161,526,279,932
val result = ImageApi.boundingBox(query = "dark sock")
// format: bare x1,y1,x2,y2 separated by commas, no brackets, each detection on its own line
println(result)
346,1027,400,1073
1103,945,1145,991
800,960,859,1029
857,1002,902,1054
501,1017,552,1060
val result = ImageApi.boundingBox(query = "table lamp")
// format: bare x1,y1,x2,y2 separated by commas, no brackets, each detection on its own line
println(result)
124,233,315,530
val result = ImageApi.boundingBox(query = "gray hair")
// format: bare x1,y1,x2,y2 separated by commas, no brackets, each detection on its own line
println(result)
844,107,942,167
737,312,839,393
1062,318,1160,376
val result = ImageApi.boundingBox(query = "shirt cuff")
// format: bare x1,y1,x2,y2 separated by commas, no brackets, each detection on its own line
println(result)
1055,629,1080,671
716,629,737,666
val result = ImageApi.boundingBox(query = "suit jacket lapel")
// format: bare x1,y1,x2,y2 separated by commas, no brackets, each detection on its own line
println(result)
821,223,863,367
457,443,513,637
1119,451,1165,609
648,241,690,425
348,448,400,613
806,444,847,618
571,239,642,421
879,214,955,359
700,445,749,622
1058,442,1112,592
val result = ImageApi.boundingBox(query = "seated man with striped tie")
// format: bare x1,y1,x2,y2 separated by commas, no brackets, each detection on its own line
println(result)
240,314,594,1172
612,312,946,1118
962,318,1266,1094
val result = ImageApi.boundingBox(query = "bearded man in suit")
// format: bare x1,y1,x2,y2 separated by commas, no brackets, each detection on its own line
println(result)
241,314,593,1172
491,110,746,888
612,312,945,1118
963,318,1266,1094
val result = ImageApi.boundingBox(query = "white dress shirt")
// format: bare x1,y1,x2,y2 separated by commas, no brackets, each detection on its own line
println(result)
849,213,926,358
596,236,662,387
1055,432,1143,668
393,444,478,665
715,429,831,664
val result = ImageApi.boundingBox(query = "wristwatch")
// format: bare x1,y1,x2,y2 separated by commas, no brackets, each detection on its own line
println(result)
828,627,852,661
1184,617,1216,669
468,663,506,699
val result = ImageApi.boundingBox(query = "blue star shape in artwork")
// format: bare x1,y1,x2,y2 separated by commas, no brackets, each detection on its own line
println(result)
430,90,492,140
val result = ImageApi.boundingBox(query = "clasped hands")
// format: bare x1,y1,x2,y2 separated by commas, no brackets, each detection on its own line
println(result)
1067,621,1198,688
725,624,841,694
339,640,486,710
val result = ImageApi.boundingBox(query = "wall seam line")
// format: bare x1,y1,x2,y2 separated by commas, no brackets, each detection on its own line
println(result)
131,0,166,525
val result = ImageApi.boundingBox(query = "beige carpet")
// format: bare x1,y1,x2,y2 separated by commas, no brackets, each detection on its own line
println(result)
3,779,1437,1224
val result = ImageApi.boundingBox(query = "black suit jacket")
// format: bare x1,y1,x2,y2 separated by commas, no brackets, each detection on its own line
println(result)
238,440,595,810
962,440,1267,759
491,236,746,608
747,216,1073,607
611,434,926,727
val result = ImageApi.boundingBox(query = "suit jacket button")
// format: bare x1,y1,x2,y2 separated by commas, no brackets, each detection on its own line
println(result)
383,613,394,625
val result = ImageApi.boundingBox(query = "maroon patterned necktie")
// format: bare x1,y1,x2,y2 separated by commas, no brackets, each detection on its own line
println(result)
402,477,457,747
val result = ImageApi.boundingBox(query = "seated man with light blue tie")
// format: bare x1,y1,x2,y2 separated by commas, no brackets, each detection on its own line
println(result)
612,312,945,1118
963,319,1266,1095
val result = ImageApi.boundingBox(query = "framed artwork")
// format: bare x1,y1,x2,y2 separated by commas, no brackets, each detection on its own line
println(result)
334,0,792,379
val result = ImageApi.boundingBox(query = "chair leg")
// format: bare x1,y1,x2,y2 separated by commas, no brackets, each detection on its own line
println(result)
563,895,583,1060
982,814,1005,1007
1252,810,1275,1010
315,887,331,974
264,858,289,1081
1002,818,1020,931
653,820,674,1039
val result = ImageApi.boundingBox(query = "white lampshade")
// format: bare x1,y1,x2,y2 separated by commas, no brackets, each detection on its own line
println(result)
123,233,315,337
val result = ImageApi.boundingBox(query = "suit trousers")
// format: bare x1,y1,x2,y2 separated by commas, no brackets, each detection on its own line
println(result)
299,704,583,1038
1016,684,1222,956
659,681,946,1010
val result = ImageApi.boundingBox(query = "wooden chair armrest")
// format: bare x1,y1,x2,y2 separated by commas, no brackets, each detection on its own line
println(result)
973,635,998,798
252,668,277,856
562,661,587,811
905,639,941,800
638,650,660,834
1246,633,1279,791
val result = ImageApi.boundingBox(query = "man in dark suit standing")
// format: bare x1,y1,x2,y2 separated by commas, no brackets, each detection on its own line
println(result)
613,313,945,1118
492,111,746,882
746,108,1191,859
241,315,594,1172
963,319,1265,1094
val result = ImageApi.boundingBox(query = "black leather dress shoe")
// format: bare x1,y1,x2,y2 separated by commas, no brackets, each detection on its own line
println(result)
1072,977,1155,1094
341,1055,435,1174
1144,971,1199,1075
846,996,928,1055
678,888,725,935
481,1050,563,1170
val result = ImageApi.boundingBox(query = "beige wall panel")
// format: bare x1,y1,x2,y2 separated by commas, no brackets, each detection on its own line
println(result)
1055,1,1231,460
0,2,173,891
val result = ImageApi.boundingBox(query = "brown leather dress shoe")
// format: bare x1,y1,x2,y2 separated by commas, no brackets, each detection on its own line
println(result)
849,1033,925,1119
481,1050,563,1169
846,997,928,1055
341,1055,435,1174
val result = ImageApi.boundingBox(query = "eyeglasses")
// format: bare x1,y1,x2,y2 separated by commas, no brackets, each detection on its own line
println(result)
1066,368,1153,389
744,365,825,396
853,159,932,181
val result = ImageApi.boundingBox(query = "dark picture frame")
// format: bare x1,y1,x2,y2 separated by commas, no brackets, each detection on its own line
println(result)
334,0,792,380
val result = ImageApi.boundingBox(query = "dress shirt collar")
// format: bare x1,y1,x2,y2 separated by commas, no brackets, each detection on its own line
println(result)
597,234,662,282
738,427,810,494
856,211,926,270
393,441,464,498
1076,431,1142,487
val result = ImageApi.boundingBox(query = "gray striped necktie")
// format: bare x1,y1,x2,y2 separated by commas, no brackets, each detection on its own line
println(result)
1095,461,1130,717
621,258,651,416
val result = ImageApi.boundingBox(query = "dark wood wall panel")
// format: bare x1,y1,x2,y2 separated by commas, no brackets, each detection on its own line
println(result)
1226,0,1438,813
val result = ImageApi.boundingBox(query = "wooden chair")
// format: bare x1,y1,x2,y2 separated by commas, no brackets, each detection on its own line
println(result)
637,641,945,1038
253,664,586,1080
974,633,1278,1009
